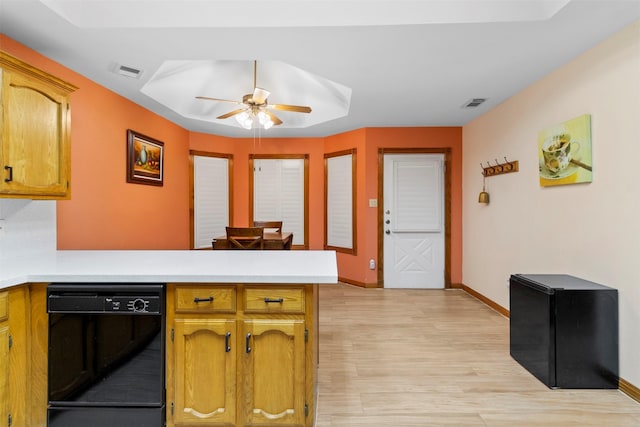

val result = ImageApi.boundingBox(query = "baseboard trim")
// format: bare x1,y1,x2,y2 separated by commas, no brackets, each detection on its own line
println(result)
458,283,510,318
619,377,640,403
338,277,381,288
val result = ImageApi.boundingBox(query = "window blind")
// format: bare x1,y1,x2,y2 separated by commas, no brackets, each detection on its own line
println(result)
326,153,354,249
253,159,304,245
193,155,229,249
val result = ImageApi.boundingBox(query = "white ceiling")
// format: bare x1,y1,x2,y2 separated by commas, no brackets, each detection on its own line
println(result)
1,0,639,138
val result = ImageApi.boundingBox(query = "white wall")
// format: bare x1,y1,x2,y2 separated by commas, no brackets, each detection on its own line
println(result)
0,199,57,260
463,21,640,387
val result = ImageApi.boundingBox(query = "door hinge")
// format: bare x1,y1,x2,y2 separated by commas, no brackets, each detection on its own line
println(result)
8,334,12,349
171,328,174,342
8,413,12,427
304,403,309,417
304,328,308,343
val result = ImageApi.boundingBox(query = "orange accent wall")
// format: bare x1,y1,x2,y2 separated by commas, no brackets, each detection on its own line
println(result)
1,36,191,249
189,133,326,247
1,35,462,285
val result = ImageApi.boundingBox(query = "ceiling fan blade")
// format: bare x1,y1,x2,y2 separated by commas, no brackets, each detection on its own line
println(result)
196,96,242,104
252,87,270,104
265,110,283,125
270,104,312,113
217,108,247,119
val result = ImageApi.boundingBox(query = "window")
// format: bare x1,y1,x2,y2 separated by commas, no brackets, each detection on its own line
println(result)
325,149,356,254
250,155,308,247
191,151,232,249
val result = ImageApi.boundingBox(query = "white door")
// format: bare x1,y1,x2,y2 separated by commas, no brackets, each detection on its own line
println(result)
383,154,445,289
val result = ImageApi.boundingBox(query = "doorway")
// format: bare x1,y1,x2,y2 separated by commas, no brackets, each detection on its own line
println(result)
378,149,451,288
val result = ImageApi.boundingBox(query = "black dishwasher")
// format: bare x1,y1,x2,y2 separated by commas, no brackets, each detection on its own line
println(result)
509,274,618,389
47,284,165,427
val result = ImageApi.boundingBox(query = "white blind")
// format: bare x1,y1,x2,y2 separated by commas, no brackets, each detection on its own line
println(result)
193,155,229,249
393,159,442,232
254,159,304,245
326,154,353,249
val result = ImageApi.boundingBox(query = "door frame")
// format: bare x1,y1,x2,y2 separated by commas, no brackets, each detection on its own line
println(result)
377,148,452,288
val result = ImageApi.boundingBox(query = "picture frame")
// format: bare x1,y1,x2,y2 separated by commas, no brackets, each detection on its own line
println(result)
126,129,164,186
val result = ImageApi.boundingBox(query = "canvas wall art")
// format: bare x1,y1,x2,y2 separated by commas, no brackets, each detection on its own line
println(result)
538,114,592,187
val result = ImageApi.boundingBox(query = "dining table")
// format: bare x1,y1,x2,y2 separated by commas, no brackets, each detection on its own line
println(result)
212,231,294,250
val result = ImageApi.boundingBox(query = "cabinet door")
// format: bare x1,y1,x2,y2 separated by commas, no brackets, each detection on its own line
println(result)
0,69,71,198
173,319,236,426
0,324,8,427
241,319,306,427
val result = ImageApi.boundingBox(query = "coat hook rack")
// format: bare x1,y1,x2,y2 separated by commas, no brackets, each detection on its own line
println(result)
481,157,519,177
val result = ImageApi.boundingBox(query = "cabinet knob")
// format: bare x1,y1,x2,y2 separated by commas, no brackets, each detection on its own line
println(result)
225,331,231,353
4,166,12,182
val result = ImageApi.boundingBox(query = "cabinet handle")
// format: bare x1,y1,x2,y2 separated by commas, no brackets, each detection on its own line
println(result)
4,166,12,182
264,297,284,304
225,332,231,353
193,296,214,303
245,333,252,353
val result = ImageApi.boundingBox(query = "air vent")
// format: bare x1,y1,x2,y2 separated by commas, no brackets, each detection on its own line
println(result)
462,98,487,108
115,64,143,79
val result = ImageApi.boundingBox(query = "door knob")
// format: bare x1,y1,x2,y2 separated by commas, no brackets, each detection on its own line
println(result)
385,230,391,235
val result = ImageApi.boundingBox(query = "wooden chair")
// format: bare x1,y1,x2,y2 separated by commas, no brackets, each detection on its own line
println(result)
252,221,283,233
225,226,264,250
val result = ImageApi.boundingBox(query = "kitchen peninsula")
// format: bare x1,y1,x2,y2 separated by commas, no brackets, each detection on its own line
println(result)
0,250,337,427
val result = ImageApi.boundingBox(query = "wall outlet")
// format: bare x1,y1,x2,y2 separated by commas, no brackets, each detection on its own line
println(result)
369,259,376,270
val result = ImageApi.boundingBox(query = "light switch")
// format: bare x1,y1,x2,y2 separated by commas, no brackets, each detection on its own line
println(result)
368,199,378,207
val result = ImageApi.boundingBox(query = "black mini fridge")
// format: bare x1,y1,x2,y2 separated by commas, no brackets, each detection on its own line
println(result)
509,274,618,389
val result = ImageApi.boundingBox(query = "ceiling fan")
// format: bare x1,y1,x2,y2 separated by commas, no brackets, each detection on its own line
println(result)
196,60,312,129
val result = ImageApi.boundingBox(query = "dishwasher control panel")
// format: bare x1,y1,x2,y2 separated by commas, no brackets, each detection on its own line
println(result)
47,284,164,314
106,296,160,313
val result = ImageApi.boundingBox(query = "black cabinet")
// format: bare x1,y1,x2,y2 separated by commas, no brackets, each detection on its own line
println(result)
509,274,618,389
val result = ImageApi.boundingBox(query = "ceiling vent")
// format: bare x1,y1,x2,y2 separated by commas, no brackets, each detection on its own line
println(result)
115,64,143,79
462,98,487,108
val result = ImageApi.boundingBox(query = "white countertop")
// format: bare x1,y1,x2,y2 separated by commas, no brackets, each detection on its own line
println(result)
0,250,338,289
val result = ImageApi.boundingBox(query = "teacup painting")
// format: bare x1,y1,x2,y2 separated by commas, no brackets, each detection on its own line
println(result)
538,115,592,187
541,134,580,174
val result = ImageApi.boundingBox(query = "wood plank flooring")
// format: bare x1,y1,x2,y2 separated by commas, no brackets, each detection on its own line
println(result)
316,283,640,426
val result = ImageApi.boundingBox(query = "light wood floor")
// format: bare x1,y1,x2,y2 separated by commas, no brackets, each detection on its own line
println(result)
315,283,640,427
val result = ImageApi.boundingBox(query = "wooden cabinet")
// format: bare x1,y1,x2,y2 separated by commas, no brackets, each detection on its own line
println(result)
0,286,31,427
0,291,8,427
172,318,237,426
0,51,77,199
167,284,318,427
241,319,307,426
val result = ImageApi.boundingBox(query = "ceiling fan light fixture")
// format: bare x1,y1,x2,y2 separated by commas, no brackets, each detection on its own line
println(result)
257,111,274,129
235,111,253,129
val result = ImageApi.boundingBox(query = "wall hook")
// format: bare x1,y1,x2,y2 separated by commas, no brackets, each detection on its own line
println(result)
480,157,519,177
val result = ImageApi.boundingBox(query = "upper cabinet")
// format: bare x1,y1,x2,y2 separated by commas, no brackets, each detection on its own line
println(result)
0,51,77,199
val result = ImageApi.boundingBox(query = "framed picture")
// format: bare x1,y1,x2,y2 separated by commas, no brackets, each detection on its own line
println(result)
538,114,592,187
126,129,164,186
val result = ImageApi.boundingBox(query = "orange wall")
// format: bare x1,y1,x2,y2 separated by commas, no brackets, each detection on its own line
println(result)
1,36,191,249
1,35,462,285
189,133,326,248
